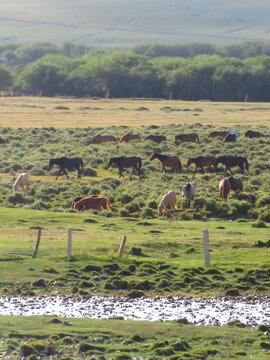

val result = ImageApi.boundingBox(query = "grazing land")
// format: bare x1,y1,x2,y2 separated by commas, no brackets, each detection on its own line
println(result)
1,97,270,128
0,207,269,298
0,97,270,358
0,316,269,359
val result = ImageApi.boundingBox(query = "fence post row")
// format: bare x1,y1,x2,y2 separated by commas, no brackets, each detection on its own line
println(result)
203,228,210,267
68,227,72,259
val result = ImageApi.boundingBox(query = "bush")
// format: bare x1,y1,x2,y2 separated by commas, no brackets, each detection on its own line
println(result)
83,167,97,177
141,207,155,218
257,196,270,207
148,200,157,209
204,199,218,213
229,200,251,216
259,210,270,222
118,209,130,217
119,194,133,204
125,202,140,214
252,221,268,228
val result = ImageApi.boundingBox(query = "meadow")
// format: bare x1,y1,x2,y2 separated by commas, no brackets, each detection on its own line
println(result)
1,316,269,360
0,97,270,358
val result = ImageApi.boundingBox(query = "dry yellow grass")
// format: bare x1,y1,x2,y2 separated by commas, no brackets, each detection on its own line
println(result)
0,96,270,128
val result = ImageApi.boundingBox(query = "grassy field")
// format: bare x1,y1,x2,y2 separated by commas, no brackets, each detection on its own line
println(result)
1,97,270,128
0,97,270,358
0,316,269,359
0,207,269,297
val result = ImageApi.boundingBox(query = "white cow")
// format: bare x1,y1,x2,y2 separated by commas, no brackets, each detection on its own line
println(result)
13,173,30,194
158,190,177,216
182,182,196,207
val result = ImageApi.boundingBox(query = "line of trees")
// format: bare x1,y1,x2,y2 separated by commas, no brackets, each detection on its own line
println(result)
1,42,270,100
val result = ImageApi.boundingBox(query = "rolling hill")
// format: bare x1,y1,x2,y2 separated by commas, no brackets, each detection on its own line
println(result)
0,0,270,46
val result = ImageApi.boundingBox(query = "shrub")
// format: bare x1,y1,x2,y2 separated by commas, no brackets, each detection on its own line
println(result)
229,200,251,216
125,202,140,214
259,210,270,222
252,221,268,228
204,199,218,213
148,200,158,209
83,167,97,177
141,207,155,218
257,196,270,207
118,210,130,217
119,194,133,204
54,105,70,110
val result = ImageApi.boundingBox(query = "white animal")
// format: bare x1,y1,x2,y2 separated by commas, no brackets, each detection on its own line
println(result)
13,173,30,194
158,190,177,216
182,182,196,207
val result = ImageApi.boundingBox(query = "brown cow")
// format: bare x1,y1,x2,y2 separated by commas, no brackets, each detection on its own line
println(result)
228,176,243,191
73,196,112,212
245,130,263,139
219,179,231,201
119,133,141,143
175,133,199,144
209,131,229,139
91,134,116,144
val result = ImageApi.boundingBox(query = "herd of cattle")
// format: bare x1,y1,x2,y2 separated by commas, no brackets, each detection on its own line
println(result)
11,128,261,215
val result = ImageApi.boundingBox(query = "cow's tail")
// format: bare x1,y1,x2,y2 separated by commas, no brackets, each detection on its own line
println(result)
106,199,112,212
196,134,199,142
244,157,249,173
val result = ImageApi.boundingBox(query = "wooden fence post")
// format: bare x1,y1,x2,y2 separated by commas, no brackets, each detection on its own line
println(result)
203,228,210,267
68,227,72,259
119,235,127,256
33,229,41,258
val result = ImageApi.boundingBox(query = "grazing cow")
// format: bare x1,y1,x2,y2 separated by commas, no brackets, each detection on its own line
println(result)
219,179,231,201
158,190,177,216
145,134,167,143
182,182,196,207
73,196,112,212
223,133,237,142
175,133,199,144
119,133,141,143
208,131,229,139
228,176,243,191
91,134,116,144
245,130,263,138
13,173,30,194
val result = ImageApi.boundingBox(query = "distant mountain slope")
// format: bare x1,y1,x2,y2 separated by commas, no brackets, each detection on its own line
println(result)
1,0,270,46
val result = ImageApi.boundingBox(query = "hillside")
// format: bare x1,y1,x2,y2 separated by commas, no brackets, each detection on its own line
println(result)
1,0,270,46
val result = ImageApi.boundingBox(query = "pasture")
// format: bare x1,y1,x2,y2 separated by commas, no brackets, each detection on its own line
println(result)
1,97,270,128
0,207,269,298
0,316,269,359
0,97,270,358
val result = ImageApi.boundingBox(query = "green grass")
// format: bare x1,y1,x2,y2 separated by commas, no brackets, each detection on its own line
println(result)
0,316,269,359
0,207,269,297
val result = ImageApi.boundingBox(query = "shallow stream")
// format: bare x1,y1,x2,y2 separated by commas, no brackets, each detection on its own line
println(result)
0,295,269,326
